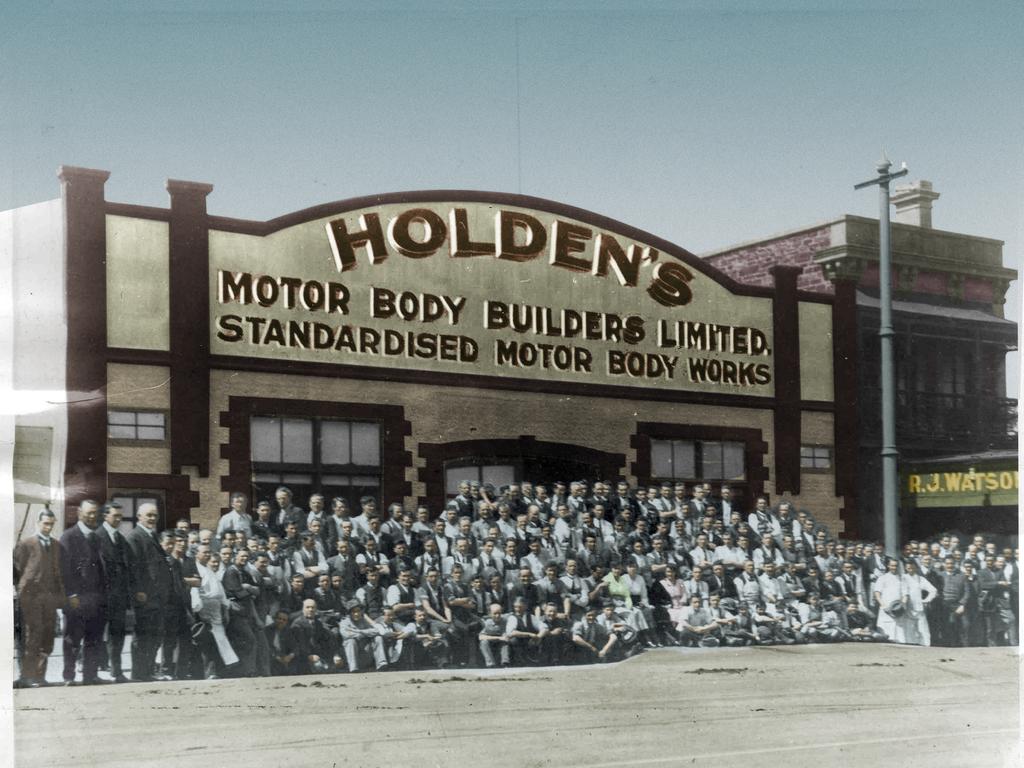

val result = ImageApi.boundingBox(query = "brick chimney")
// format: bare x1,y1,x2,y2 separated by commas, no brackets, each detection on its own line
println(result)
891,180,940,228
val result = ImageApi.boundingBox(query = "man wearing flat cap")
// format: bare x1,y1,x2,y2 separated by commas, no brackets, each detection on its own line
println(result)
338,600,388,672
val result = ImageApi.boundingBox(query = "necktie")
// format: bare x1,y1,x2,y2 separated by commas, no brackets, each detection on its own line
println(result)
40,537,49,551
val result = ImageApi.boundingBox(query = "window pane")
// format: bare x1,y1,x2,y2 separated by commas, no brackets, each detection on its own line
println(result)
108,411,136,425
282,473,313,485
651,441,673,478
281,418,313,463
254,472,284,483
723,442,745,480
445,469,462,496
112,496,137,515
701,441,723,479
136,412,165,427
251,417,281,463
673,441,696,478
108,425,136,439
482,465,515,489
320,421,351,464
136,426,165,440
351,423,380,466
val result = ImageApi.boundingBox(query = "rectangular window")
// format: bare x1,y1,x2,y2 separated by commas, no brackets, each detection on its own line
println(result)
800,445,832,470
107,410,167,441
108,491,165,532
250,416,381,509
650,439,744,482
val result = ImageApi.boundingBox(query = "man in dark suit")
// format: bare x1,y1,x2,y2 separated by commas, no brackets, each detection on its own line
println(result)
98,501,131,682
14,509,65,687
265,609,298,675
59,499,108,685
221,548,262,676
274,486,306,533
159,531,194,679
125,502,172,682
290,598,340,674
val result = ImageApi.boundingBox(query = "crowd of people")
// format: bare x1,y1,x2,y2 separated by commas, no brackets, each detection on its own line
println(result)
12,478,1019,687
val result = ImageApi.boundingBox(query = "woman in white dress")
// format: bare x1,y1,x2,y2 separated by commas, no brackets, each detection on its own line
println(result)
902,559,937,645
872,558,908,643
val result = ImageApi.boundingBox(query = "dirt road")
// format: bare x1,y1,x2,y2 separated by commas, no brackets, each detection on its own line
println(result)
13,643,1020,768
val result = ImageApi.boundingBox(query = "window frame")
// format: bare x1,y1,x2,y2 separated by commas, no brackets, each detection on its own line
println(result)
443,460,518,497
107,489,166,531
799,444,833,472
249,415,383,505
106,408,169,445
648,438,746,484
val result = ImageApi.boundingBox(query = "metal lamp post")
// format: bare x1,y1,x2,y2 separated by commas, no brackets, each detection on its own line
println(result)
855,156,908,558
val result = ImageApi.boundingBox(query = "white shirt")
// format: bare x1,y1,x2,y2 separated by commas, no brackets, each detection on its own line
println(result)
216,510,253,537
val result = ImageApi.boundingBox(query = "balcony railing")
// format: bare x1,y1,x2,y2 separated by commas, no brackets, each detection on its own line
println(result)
859,389,1017,447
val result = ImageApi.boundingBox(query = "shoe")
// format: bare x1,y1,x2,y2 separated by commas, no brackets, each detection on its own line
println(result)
113,674,129,684
83,678,113,686
154,674,174,682
62,680,76,687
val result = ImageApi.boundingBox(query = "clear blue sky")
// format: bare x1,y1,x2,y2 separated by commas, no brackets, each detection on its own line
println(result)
2,0,1021,393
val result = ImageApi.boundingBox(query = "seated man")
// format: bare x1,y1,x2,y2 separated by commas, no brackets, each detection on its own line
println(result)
721,602,759,646
538,602,572,666
572,606,618,663
478,602,511,668
596,601,639,660
265,609,298,676
289,599,342,674
408,607,450,670
680,595,720,647
338,600,388,672
845,602,888,642
504,596,543,666
751,601,793,645
376,606,413,669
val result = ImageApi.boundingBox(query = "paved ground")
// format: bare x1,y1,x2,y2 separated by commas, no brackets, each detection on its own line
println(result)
12,643,1020,768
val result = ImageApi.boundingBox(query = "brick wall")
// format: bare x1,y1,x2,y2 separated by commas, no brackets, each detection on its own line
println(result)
102,366,845,530
704,226,833,293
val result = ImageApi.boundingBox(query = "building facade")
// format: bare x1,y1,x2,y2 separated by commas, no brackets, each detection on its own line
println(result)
705,182,1018,541
6,167,854,535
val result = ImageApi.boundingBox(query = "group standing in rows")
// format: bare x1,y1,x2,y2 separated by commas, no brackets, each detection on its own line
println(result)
13,478,1018,687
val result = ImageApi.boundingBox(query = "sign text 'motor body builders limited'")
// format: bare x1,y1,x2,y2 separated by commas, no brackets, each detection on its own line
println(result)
208,202,792,395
